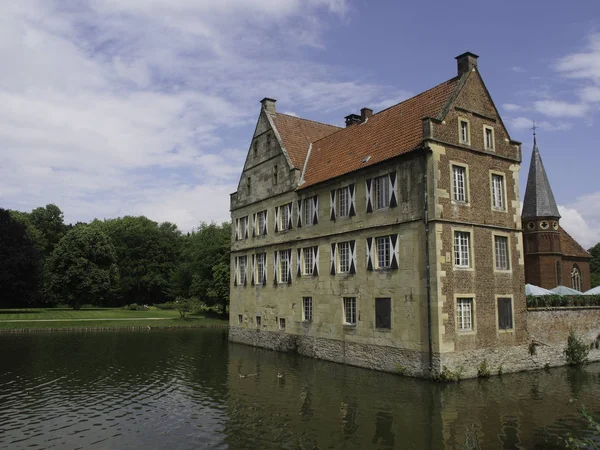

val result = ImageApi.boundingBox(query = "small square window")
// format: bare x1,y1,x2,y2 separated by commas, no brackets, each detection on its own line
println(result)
279,318,286,330
256,316,262,327
343,297,356,325
459,120,470,144
375,298,391,329
303,297,313,322
457,298,473,331
238,314,243,324
497,298,513,330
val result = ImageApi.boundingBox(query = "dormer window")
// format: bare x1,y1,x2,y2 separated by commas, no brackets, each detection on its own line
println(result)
273,165,278,185
459,119,470,145
484,126,494,150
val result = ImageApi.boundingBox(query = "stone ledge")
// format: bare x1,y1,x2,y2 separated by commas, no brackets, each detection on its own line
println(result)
527,306,600,312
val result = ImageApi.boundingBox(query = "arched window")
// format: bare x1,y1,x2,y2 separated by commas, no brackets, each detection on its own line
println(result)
556,260,562,286
571,264,582,292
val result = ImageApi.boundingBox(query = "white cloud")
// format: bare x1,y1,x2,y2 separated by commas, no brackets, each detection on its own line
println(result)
555,32,600,84
533,100,589,118
559,199,600,250
503,103,526,112
508,117,572,132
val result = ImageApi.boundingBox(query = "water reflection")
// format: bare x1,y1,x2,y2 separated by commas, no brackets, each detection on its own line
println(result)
0,329,598,449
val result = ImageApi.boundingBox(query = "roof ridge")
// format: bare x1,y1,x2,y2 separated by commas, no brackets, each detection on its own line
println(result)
273,112,340,129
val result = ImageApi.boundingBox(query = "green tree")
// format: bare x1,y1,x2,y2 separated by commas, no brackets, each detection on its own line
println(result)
589,242,600,288
0,209,40,307
91,216,181,305
44,225,119,309
208,261,230,308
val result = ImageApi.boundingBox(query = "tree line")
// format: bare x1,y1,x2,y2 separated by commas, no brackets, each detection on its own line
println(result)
0,205,231,310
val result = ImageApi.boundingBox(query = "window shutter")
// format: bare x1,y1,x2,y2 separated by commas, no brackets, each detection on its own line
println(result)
251,255,255,286
349,184,356,217
330,190,337,221
389,172,398,208
273,251,278,285
366,237,374,271
390,234,399,269
264,210,268,235
330,243,337,275
297,200,303,228
287,249,293,284
274,206,279,232
244,217,249,239
313,246,319,276
313,195,319,224
288,203,293,230
366,179,373,213
234,257,238,286
262,253,267,286
252,213,256,237
349,240,357,274
297,248,302,277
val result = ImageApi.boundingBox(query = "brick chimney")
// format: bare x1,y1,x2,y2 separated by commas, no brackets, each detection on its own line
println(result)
455,52,479,76
360,107,373,122
345,114,361,127
260,97,276,113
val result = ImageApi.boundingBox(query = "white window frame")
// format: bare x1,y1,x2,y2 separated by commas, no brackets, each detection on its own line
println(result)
239,255,247,285
491,172,506,211
338,241,351,273
374,175,390,210
343,297,356,325
483,125,495,150
452,164,468,203
375,236,391,269
494,234,510,271
303,297,313,322
303,247,314,276
257,210,266,235
303,198,314,227
459,118,470,145
256,253,266,283
279,204,290,231
456,297,474,332
338,186,350,217
279,250,289,284
453,230,471,269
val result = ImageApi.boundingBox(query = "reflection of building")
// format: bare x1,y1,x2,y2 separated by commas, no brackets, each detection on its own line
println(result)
229,52,530,378
522,136,591,291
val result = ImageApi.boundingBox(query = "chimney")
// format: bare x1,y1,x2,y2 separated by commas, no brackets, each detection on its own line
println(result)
345,114,361,127
360,107,373,122
260,97,277,113
455,52,479,76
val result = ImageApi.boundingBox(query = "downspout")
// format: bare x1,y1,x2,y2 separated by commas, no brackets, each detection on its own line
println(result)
423,148,433,375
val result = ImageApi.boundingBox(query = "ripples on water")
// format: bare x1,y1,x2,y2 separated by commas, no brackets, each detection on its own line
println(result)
0,329,598,450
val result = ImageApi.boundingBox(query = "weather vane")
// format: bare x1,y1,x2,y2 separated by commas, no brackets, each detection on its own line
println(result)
531,121,538,137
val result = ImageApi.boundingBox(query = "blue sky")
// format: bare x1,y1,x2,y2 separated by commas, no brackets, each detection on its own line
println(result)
1,0,599,247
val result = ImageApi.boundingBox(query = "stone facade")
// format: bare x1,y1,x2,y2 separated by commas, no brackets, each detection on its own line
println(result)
229,52,598,379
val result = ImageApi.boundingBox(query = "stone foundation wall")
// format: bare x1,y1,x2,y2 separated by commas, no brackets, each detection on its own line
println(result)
229,326,429,377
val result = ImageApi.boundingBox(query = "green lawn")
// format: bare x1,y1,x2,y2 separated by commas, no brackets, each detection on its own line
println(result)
0,307,228,330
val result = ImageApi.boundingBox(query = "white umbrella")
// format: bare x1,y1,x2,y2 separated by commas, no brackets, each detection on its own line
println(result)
525,284,554,296
584,285,600,295
551,285,582,296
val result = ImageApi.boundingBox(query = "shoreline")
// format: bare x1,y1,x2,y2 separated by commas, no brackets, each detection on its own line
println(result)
0,323,229,334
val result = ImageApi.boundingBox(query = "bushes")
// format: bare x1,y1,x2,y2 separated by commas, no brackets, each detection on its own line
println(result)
477,360,490,378
527,295,600,308
123,303,148,311
565,331,590,366
432,365,464,382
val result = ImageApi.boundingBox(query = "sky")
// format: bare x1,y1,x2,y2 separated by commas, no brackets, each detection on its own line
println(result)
1,0,599,248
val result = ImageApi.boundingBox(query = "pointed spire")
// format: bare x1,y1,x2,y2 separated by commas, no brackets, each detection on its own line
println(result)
522,134,560,220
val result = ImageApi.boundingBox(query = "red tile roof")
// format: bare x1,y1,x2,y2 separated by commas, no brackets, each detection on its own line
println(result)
270,113,340,169
299,77,460,189
560,228,591,259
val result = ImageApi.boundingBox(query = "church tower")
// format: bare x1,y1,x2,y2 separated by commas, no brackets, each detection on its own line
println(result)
522,134,563,289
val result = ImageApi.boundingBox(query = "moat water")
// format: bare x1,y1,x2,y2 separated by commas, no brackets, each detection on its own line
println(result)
1,328,599,449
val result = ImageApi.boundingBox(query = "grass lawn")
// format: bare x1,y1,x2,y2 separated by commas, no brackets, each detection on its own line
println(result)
0,307,228,330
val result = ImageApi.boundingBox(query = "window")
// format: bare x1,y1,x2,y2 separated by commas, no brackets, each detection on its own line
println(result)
457,298,473,331
257,210,266,235
247,177,251,194
256,316,262,327
376,236,391,269
304,198,314,226
338,186,350,217
279,250,289,283
266,132,271,148
256,253,266,283
375,298,391,329
571,265,582,292
338,241,351,273
343,297,356,325
279,318,286,330
491,174,505,210
494,236,509,270
238,314,243,324
484,126,494,150
374,175,390,210
497,298,513,330
452,165,467,202
280,204,290,231
253,141,258,155
239,256,247,284
273,165,278,185
459,119,470,144
454,231,471,268
303,247,314,275
303,297,313,322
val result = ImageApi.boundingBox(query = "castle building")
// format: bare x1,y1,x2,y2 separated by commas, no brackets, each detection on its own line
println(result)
521,136,591,291
229,52,529,378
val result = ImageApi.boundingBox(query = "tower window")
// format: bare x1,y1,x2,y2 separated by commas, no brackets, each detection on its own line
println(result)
571,265,582,292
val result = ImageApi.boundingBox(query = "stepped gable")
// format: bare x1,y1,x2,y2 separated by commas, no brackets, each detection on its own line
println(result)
560,228,591,258
270,113,340,169
299,77,460,189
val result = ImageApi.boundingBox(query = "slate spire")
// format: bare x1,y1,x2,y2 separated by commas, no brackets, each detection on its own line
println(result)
522,135,560,219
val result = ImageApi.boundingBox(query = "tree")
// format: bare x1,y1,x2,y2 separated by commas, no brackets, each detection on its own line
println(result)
44,225,119,309
589,243,600,288
0,209,40,307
